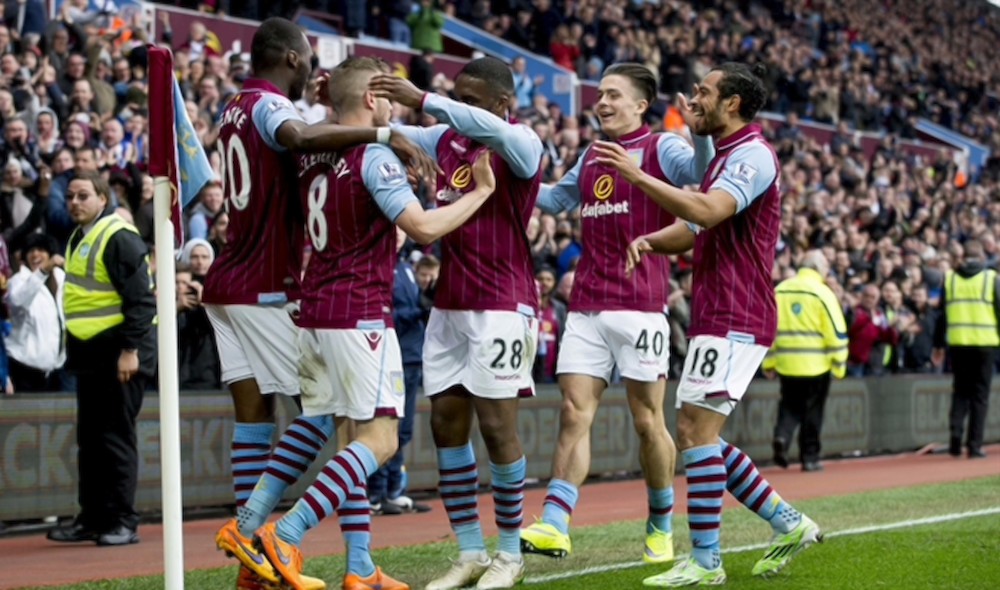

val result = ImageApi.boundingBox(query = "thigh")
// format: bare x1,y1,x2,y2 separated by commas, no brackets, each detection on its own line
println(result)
624,377,667,420
225,305,300,396
298,328,338,418
319,324,406,422
602,311,671,383
557,312,616,383
423,309,467,397
464,310,538,399
205,304,254,387
558,373,607,416
430,388,475,446
472,395,521,438
676,335,768,417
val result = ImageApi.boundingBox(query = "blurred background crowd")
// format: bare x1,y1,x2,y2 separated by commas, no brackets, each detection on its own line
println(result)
0,0,996,394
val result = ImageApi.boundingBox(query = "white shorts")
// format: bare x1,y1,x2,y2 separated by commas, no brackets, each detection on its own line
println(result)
557,311,670,384
676,334,768,416
205,304,299,395
297,321,405,421
423,308,538,399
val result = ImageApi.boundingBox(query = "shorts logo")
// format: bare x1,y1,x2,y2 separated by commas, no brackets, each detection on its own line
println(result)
365,331,382,351
451,164,473,189
391,371,405,396
593,174,614,200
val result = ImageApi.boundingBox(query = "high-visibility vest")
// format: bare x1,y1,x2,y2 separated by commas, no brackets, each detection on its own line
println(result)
763,268,849,378
64,215,137,340
945,269,999,347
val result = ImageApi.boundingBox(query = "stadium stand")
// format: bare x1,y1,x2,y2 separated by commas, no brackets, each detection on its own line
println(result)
0,0,996,394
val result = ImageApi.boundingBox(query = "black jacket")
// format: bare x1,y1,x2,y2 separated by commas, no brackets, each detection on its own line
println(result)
66,212,156,375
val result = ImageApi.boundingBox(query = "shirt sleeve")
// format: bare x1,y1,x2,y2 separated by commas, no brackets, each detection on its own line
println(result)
105,229,156,351
536,149,586,214
388,123,448,164
709,142,778,213
422,93,543,179
656,133,715,187
361,145,420,222
251,93,305,152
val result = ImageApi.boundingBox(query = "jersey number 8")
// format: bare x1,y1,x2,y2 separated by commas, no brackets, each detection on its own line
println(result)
306,175,329,252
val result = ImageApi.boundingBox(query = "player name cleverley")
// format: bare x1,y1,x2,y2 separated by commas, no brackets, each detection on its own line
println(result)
581,200,631,218
298,152,346,177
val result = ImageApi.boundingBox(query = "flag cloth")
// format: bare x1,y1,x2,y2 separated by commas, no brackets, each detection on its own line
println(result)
147,45,214,246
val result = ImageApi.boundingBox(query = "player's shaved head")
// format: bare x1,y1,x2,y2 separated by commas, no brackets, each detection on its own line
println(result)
458,56,515,95
453,56,515,118
251,18,310,73
328,56,391,114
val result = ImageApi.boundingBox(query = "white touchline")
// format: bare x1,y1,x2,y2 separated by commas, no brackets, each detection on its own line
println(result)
524,507,1000,585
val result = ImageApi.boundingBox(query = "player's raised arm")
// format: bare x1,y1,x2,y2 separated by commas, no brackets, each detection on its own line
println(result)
369,60,543,179
366,147,497,245
656,132,715,188
593,138,776,230
625,221,696,276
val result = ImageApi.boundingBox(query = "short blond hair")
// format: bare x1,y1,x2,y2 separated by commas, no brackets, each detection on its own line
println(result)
327,56,390,114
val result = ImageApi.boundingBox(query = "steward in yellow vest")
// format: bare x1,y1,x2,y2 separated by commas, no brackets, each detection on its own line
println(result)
763,251,848,472
933,239,999,459
48,171,155,547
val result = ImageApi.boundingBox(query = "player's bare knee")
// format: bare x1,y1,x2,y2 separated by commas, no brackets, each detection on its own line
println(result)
431,412,467,447
674,411,697,450
359,420,399,464
559,395,597,432
631,411,668,442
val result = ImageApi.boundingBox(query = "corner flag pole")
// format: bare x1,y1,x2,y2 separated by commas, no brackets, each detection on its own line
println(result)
153,176,185,590
148,45,186,590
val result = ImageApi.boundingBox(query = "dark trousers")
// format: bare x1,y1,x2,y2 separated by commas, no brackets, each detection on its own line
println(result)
368,363,421,502
8,357,60,392
949,347,996,451
76,368,146,531
774,372,832,464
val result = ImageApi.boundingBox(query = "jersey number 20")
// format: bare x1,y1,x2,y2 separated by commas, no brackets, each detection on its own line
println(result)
217,135,251,212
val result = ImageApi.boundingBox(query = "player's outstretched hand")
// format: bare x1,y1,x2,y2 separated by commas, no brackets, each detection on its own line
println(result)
625,236,653,277
369,73,424,109
592,140,642,184
472,150,496,194
389,131,443,192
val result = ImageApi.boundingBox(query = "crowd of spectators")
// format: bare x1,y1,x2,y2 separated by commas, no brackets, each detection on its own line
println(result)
0,0,996,393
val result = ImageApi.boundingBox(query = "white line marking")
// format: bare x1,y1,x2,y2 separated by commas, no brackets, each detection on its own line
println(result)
524,507,1000,584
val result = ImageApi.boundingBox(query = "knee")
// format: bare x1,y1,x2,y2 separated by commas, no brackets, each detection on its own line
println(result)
363,424,399,465
477,415,516,451
631,408,667,441
559,395,597,432
430,412,453,439
431,410,466,448
675,412,697,450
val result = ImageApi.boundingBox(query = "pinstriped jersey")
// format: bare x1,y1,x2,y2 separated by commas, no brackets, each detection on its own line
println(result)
203,78,303,306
